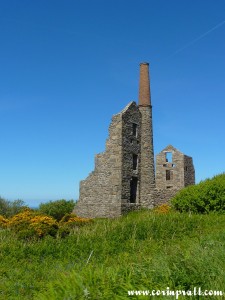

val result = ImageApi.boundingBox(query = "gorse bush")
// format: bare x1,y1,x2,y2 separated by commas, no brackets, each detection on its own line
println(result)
0,215,8,228
154,203,171,214
60,213,92,226
7,209,34,230
7,209,59,239
38,199,75,221
2,209,92,240
171,173,225,213
29,215,58,238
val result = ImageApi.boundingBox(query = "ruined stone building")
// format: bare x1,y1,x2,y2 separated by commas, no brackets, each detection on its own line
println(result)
74,63,195,218
156,145,195,191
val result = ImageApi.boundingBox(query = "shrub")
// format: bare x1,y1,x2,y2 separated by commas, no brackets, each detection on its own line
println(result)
7,209,34,230
7,209,58,239
60,213,92,227
6,209,90,239
0,197,27,218
171,173,225,213
38,199,75,221
0,215,9,228
7,209,36,239
30,215,58,238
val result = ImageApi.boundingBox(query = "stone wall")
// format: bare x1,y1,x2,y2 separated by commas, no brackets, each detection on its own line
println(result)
155,145,195,195
153,188,180,206
74,102,142,218
121,102,141,205
184,155,195,186
74,110,123,218
138,106,155,208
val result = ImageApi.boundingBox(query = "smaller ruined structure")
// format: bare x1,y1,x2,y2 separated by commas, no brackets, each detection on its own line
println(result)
74,63,195,218
154,145,195,206
156,145,195,190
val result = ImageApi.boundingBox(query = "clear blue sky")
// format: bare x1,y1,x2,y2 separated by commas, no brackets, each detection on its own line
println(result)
0,0,224,207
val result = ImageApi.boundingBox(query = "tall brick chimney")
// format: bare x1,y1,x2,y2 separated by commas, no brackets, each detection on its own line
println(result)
139,62,151,107
139,62,155,207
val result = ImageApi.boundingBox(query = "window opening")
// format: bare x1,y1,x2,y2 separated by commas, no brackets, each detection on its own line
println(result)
166,152,172,162
132,123,138,137
133,154,138,170
166,170,173,180
130,177,138,203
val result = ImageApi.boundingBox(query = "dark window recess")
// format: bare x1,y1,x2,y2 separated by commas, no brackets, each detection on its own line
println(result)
130,139,133,144
133,154,138,170
166,170,173,180
132,123,138,137
184,166,188,171
163,164,167,167
130,177,138,203
167,186,172,189
166,152,172,162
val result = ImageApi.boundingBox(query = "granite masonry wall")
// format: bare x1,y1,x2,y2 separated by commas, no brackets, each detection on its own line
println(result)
184,155,195,186
138,106,155,209
154,145,195,206
152,188,180,206
155,145,195,190
121,102,141,213
74,102,142,218
74,110,123,218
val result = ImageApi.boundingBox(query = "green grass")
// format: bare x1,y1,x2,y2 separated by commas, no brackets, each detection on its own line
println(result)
1,210,225,299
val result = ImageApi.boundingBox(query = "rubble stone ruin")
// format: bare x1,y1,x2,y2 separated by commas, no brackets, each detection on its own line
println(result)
74,63,195,218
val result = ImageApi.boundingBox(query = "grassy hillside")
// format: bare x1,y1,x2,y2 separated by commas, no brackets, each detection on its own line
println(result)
1,210,225,299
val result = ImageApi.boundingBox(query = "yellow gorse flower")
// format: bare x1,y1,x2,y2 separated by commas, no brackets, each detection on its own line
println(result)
3,210,92,239
154,204,171,214
6,210,58,238
59,213,92,227
0,215,9,228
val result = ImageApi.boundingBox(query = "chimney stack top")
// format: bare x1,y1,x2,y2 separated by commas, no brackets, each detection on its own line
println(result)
140,62,149,65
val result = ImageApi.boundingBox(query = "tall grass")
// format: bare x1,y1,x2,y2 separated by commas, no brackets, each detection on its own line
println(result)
1,210,225,299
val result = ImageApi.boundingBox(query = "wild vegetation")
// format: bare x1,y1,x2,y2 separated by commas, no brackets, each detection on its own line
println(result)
171,173,225,213
0,209,225,299
0,197,28,218
1,175,225,299
38,199,75,221
0,198,75,220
